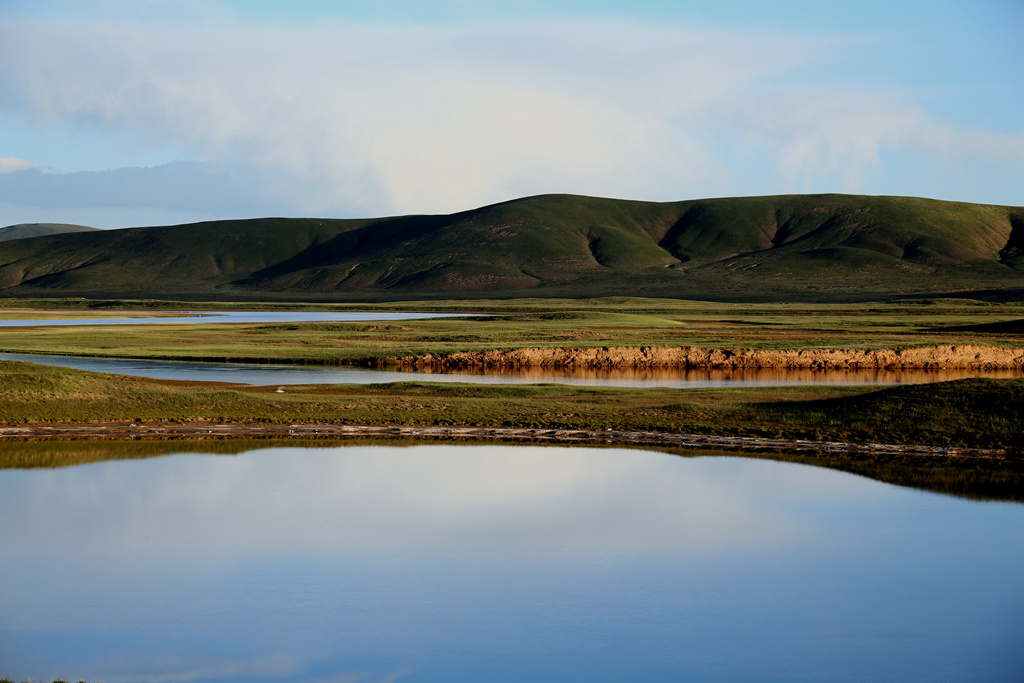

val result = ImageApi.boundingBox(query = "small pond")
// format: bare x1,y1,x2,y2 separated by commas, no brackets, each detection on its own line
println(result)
0,443,1020,682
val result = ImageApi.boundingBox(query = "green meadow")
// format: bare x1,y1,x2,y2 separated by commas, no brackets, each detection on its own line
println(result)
0,296,1022,364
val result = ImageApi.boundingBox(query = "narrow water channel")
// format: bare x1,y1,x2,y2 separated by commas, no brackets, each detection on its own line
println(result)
3,310,1020,387
2,351,1020,387
0,310,470,326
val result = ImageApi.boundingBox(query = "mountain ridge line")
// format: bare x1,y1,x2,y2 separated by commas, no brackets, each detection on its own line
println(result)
1,192,1022,302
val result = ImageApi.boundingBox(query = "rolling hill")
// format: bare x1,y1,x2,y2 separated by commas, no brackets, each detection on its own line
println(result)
0,194,1021,302
0,222,99,243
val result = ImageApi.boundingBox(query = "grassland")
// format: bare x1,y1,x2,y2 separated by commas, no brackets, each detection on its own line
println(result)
1,360,1021,449
0,297,1022,365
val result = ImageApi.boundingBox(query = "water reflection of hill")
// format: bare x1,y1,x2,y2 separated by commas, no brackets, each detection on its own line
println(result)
746,452,1024,503
2,439,1019,503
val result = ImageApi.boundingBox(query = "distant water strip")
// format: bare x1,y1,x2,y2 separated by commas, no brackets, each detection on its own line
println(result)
0,310,470,327
2,352,1021,388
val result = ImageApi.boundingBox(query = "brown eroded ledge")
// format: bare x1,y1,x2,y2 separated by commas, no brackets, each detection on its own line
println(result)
394,344,1024,370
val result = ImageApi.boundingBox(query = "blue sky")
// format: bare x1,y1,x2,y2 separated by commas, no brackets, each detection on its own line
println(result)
1,0,1021,229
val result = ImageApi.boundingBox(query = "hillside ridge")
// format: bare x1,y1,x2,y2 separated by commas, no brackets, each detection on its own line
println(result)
0,193,1021,301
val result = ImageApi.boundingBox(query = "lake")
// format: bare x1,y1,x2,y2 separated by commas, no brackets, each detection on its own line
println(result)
1,443,1020,682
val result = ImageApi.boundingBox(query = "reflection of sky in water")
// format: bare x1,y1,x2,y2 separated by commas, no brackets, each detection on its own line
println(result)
1,446,1022,682
3,351,1021,388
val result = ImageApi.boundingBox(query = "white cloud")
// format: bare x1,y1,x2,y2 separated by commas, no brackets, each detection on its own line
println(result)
0,199,224,230
717,87,1024,194
0,14,1020,221
0,161,303,227
5,445,809,559
102,655,302,683
0,156,40,173
0,17,813,215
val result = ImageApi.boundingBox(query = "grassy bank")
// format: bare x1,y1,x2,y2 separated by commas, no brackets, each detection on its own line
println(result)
0,297,1022,364
1,360,1021,449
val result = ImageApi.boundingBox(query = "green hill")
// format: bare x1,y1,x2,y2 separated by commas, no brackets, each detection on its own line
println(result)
0,194,1021,302
0,222,99,243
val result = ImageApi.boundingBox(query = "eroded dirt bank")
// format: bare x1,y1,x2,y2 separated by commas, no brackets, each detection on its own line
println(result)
395,344,1024,370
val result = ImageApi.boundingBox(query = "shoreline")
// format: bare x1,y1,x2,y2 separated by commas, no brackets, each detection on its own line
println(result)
395,344,1024,371
0,422,1006,459
2,344,1023,373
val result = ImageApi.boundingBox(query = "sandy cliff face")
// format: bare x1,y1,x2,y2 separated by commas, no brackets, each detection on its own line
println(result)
396,344,1024,370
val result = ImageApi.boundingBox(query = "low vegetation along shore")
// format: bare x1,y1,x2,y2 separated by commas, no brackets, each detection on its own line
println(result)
1,359,1021,450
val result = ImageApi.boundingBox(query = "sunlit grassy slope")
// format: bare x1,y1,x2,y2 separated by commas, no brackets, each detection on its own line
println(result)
0,193,1021,301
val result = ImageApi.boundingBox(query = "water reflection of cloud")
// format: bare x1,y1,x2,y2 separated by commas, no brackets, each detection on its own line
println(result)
2,447,1018,683
310,669,417,683
101,654,303,683
1,446,824,560
98,656,414,683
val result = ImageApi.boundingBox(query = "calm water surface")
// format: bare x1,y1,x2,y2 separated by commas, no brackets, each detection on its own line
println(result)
1,444,1021,682
3,351,1020,387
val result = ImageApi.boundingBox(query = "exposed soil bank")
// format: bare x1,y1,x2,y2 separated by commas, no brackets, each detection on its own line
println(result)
0,422,1006,459
396,344,1024,370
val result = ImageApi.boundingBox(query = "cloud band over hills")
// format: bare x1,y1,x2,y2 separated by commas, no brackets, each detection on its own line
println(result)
0,6,1021,228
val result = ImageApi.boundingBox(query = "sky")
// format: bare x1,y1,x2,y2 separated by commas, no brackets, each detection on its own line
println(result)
0,0,1021,229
